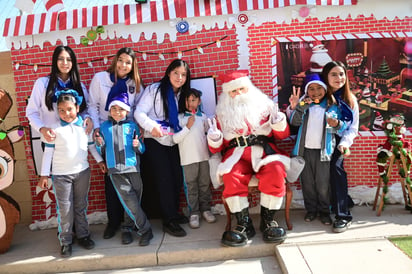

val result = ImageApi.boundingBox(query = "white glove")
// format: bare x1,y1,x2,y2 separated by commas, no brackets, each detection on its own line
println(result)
207,118,222,141
271,104,283,124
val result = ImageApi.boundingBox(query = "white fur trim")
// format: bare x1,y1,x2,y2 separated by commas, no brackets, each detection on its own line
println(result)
260,192,284,210
225,196,249,213
286,156,306,183
109,100,130,112
207,134,223,148
304,80,327,95
222,76,252,93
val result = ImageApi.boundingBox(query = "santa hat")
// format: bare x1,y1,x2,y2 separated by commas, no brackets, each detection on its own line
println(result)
107,92,130,112
220,70,252,93
304,73,327,95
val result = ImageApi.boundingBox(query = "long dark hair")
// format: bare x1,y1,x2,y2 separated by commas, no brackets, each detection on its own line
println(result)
155,59,191,118
322,61,355,109
45,46,86,112
107,47,142,93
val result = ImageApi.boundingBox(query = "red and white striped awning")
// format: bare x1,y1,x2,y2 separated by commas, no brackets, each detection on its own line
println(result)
3,0,358,38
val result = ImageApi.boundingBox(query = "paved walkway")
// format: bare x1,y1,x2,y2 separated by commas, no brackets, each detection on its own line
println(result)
0,205,411,273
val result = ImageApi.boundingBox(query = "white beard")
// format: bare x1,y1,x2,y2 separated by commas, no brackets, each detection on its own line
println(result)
216,85,274,135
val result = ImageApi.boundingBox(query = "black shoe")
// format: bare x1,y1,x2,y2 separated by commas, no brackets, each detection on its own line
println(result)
319,213,332,225
163,221,186,237
103,225,117,239
60,244,72,258
332,219,351,233
121,231,133,245
221,226,248,247
77,236,95,250
304,212,317,222
175,215,189,224
139,229,153,246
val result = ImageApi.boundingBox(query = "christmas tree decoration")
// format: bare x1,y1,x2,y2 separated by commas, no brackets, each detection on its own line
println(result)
374,114,412,215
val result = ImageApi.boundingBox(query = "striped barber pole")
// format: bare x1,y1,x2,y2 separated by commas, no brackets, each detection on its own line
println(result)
3,0,358,38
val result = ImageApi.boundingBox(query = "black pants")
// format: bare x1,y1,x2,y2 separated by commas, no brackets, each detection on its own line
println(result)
140,138,183,224
330,136,353,221
105,174,124,228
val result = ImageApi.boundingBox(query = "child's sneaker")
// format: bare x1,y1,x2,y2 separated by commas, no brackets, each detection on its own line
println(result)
202,211,216,223
189,215,200,229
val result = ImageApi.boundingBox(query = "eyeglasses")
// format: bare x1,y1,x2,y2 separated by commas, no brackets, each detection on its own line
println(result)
57,57,72,63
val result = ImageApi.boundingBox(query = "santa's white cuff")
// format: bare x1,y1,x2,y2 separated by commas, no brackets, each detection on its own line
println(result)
207,134,223,148
225,196,249,213
260,192,283,210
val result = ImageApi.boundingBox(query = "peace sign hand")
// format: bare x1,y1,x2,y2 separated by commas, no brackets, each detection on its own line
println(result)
207,118,222,141
289,86,301,110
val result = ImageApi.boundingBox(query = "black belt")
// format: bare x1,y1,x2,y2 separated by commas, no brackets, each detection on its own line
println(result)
223,135,276,155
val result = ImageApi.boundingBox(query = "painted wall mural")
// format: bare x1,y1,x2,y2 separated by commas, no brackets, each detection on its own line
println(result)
0,88,24,254
274,37,412,131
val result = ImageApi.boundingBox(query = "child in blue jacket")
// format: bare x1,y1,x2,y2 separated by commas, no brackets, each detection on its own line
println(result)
96,92,152,246
289,73,347,225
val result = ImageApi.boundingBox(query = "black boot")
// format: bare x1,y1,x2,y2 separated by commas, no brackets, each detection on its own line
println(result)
260,206,287,244
221,208,256,247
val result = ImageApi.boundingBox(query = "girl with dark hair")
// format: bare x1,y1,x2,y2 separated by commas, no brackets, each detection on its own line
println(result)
26,45,92,143
88,47,144,243
135,59,191,237
321,61,359,233
38,90,105,257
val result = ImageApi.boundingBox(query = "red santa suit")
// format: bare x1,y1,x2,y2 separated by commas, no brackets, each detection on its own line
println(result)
208,71,291,214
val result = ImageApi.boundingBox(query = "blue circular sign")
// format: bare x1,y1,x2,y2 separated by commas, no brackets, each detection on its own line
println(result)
176,20,189,33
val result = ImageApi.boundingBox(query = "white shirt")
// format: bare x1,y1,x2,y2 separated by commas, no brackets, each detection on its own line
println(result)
304,105,325,149
134,82,180,146
172,112,210,165
40,118,103,176
26,76,89,140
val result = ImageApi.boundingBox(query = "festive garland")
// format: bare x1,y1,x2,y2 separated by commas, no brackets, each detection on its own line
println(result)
376,114,412,207
13,35,228,70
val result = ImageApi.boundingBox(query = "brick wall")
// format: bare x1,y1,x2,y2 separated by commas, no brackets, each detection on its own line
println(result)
11,15,412,221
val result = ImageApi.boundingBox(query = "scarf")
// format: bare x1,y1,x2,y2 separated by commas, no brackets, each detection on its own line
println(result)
105,73,130,111
52,78,74,102
167,84,182,132
334,89,354,123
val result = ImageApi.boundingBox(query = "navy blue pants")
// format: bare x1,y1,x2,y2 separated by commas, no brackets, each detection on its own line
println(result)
330,136,353,221
140,138,183,224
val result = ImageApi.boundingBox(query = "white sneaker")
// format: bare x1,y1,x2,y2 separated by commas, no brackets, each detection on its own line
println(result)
202,211,216,223
189,215,200,229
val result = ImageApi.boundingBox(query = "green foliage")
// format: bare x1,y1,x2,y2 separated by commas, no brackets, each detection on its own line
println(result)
389,236,412,259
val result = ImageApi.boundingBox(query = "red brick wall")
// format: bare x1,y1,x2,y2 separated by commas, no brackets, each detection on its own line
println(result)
11,15,412,221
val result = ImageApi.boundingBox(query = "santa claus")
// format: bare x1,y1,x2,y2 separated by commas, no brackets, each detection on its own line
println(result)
207,70,296,247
